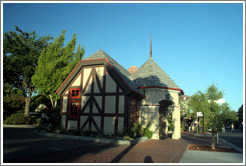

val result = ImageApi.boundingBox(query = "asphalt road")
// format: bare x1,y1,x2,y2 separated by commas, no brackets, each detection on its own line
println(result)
218,129,243,149
3,126,116,163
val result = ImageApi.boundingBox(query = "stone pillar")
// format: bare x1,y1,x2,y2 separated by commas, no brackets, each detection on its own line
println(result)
172,107,181,139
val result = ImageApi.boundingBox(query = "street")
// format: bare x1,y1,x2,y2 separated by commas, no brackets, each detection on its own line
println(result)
3,126,116,163
219,129,243,149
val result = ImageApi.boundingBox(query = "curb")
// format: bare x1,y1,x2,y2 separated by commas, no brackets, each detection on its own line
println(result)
194,134,212,138
194,133,243,154
35,130,149,145
3,125,36,128
219,138,243,154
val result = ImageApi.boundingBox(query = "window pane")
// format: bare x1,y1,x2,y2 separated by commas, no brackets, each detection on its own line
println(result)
76,90,79,96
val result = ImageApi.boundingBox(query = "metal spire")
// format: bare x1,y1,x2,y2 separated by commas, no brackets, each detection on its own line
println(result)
150,35,152,59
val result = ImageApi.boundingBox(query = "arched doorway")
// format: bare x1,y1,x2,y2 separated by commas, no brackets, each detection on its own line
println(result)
159,100,173,139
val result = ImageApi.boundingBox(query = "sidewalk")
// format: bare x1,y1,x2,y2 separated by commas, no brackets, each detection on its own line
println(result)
179,132,244,163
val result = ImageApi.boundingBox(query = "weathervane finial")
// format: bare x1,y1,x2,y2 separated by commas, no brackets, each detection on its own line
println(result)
150,34,152,59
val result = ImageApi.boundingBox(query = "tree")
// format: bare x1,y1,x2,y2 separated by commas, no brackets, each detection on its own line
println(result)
189,84,225,149
205,84,224,149
32,30,85,108
238,105,243,124
3,26,51,117
220,103,238,127
3,83,25,119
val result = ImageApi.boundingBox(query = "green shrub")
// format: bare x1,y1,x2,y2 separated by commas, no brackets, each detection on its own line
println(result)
4,112,29,125
35,118,42,126
142,128,153,139
128,123,153,139
181,123,185,131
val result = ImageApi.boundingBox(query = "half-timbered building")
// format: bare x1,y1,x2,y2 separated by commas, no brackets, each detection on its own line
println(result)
56,43,184,139
56,50,143,135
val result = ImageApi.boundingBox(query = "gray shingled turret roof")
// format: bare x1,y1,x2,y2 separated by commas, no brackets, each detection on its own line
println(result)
132,57,181,90
84,49,141,94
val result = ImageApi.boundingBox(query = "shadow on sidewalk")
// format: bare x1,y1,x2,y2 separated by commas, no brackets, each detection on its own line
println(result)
110,141,137,163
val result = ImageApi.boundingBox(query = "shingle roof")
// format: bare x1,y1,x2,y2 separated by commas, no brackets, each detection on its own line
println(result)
132,57,181,90
84,49,141,95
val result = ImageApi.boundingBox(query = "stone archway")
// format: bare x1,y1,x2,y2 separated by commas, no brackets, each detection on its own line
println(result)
159,100,174,139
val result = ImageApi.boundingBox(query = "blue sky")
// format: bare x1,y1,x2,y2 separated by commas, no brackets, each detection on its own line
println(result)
3,2,244,111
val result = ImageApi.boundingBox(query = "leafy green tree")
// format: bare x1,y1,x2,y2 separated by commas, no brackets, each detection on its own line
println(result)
238,105,243,124
3,83,25,119
3,26,51,117
205,84,224,149
189,84,226,149
220,103,238,127
32,30,85,108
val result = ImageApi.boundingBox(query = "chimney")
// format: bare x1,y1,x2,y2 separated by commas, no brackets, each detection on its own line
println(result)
128,66,138,74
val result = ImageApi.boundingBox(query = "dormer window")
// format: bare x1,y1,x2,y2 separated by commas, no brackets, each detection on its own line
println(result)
70,88,80,98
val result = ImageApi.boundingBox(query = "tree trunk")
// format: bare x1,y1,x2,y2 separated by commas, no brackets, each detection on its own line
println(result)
24,95,31,117
54,100,57,108
49,94,58,109
49,94,54,109
211,132,216,149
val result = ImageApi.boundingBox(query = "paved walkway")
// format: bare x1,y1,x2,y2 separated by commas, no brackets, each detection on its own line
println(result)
72,132,237,163
74,137,188,163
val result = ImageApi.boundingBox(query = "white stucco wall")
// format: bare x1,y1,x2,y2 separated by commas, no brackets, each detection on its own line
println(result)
105,72,116,93
119,96,125,114
71,74,81,86
104,117,115,134
67,120,77,130
139,105,159,139
138,88,181,139
61,115,66,129
62,96,68,113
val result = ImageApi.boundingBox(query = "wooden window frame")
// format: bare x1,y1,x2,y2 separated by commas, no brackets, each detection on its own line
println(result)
70,88,80,99
68,101,79,118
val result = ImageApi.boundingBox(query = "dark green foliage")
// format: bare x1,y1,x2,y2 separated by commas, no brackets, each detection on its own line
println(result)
168,116,173,131
127,123,153,139
35,106,61,132
220,103,238,127
3,94,25,120
48,106,61,128
30,95,51,112
3,26,51,116
4,112,30,125
3,83,25,120
129,123,142,138
238,105,243,123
